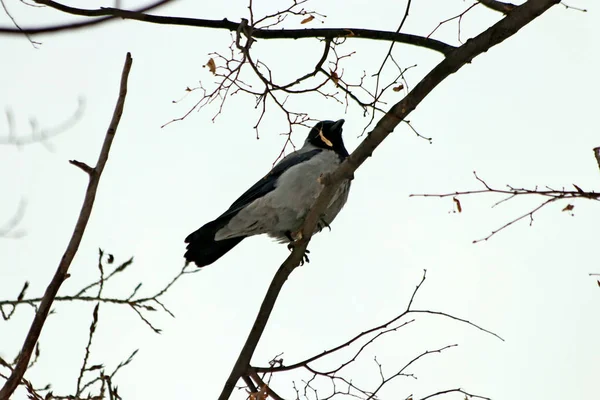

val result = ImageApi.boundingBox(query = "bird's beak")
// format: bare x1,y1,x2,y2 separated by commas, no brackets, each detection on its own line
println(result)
331,119,345,133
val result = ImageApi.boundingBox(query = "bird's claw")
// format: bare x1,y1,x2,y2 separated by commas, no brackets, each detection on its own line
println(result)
287,242,310,265
317,218,331,232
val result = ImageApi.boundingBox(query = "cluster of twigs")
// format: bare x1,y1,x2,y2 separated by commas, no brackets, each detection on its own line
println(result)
0,249,199,399
1,345,129,400
239,270,500,400
412,164,600,243
165,12,377,156
1,249,199,331
164,0,427,154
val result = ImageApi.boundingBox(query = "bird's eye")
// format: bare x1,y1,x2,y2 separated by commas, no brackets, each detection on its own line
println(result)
318,129,333,147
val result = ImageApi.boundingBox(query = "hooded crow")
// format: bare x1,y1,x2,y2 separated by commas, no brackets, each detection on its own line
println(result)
184,119,350,267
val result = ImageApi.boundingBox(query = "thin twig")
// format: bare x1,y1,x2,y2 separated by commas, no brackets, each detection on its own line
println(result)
412,171,599,242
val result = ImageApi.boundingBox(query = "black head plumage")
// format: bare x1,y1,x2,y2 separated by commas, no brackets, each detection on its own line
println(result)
305,119,349,158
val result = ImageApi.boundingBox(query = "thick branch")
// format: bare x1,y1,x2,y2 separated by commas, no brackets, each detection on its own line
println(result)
0,53,133,400
216,1,561,399
2,0,454,55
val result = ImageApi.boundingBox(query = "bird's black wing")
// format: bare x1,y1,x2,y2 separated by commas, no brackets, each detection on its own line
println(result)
184,148,322,267
226,148,322,213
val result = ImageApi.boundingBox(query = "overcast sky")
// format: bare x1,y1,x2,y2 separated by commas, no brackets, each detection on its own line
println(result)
1,1,599,399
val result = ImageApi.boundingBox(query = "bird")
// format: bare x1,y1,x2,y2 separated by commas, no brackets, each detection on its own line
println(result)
184,119,351,267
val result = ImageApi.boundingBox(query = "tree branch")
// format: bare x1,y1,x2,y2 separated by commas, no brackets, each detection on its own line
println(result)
1,0,455,55
216,1,561,399
0,52,133,400
412,171,600,242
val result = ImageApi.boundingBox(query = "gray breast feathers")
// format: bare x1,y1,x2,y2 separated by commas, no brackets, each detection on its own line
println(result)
214,150,350,242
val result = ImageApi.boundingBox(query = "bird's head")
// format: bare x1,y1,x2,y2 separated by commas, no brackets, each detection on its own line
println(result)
305,119,349,158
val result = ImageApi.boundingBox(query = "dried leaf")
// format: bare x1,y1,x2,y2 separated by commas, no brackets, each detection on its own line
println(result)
330,69,339,86
393,84,404,92
247,385,269,400
562,204,574,212
301,15,315,24
594,147,600,170
107,254,114,264
204,58,216,75
453,197,462,213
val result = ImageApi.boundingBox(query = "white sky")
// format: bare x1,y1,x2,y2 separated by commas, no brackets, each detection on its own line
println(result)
1,1,599,399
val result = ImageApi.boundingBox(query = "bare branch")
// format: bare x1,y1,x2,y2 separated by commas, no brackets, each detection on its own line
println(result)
367,0,414,133
0,52,133,400
1,0,455,55
251,269,501,391
367,344,458,399
420,388,492,400
428,3,479,43
412,171,600,242
559,2,587,12
0,256,198,334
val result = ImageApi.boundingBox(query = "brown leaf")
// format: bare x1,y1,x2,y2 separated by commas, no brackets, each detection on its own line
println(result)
562,204,574,212
330,69,339,86
453,197,462,213
248,385,269,400
204,58,216,75
301,15,315,24
393,84,404,92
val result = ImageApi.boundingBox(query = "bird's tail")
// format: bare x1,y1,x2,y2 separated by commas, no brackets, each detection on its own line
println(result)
184,220,245,267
